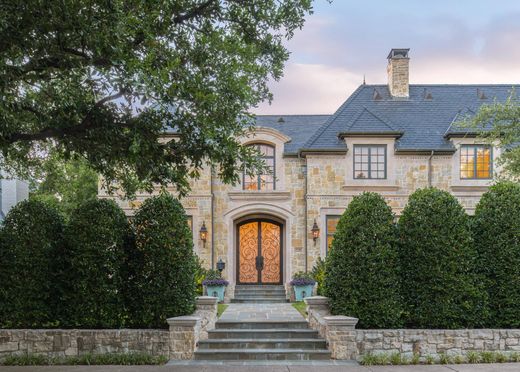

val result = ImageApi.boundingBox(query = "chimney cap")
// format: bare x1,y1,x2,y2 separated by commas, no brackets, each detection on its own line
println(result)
387,48,410,59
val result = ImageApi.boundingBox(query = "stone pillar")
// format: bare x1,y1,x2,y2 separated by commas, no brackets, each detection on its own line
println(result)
324,316,359,360
304,296,330,338
166,316,201,360
304,296,359,360
194,296,218,340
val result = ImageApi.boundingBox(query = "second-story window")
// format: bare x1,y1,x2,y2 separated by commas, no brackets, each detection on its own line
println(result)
460,145,492,179
354,145,387,179
243,143,275,190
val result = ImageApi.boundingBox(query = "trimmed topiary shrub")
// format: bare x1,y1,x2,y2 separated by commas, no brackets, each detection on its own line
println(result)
128,193,196,328
473,181,520,327
62,199,130,328
0,200,64,328
324,192,403,328
398,187,486,328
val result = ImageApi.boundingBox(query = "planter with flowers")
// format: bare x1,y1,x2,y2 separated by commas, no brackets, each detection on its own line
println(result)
290,271,316,301
202,270,229,302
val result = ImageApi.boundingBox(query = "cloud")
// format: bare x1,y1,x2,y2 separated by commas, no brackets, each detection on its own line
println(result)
254,63,362,115
253,4,520,115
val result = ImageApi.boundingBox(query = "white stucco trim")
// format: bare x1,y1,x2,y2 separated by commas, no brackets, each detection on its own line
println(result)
223,203,294,286
240,126,291,144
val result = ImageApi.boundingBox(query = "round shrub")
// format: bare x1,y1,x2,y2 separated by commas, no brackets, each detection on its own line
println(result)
128,193,196,328
0,200,64,328
398,187,486,328
324,192,403,328
473,181,520,327
63,199,129,328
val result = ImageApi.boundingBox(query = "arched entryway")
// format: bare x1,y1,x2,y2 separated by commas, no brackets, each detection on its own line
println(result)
236,218,283,285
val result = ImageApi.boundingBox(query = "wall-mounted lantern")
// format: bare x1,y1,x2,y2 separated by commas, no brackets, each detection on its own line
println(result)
217,258,226,274
199,221,208,247
311,219,320,245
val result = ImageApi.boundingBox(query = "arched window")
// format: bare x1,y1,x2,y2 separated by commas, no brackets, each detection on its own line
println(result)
243,143,275,190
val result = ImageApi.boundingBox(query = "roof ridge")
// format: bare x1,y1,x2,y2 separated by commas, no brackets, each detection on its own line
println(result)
347,107,397,132
303,85,365,149
255,114,330,117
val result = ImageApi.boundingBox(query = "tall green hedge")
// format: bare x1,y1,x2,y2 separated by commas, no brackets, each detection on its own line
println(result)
63,199,130,328
398,188,486,328
0,200,64,328
128,193,196,328
473,181,520,327
324,192,403,328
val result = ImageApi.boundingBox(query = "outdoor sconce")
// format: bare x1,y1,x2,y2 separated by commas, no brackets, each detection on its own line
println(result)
217,258,226,275
199,221,208,247
311,219,320,245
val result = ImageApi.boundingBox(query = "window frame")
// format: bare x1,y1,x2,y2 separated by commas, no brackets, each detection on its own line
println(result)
353,144,387,180
242,143,276,191
325,215,341,253
459,144,493,180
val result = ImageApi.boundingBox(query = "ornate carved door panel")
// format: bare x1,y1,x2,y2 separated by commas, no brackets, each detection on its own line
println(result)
237,220,282,284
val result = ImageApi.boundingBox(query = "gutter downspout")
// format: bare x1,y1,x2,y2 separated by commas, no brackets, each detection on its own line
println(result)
428,151,434,187
210,166,215,269
303,159,308,273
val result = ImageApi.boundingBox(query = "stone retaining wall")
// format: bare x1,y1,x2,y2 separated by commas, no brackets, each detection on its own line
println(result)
0,296,218,361
0,329,170,359
305,296,520,361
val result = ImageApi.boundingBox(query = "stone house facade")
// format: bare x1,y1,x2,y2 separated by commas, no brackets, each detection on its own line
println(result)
99,49,517,298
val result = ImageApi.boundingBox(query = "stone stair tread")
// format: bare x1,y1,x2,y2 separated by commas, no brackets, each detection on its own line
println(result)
209,329,318,333
195,348,331,354
200,338,324,343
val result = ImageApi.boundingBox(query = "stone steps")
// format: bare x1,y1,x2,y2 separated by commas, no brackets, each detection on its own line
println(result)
194,348,331,360
195,313,331,361
207,328,320,339
198,338,327,350
216,321,309,329
231,297,288,303
232,285,287,304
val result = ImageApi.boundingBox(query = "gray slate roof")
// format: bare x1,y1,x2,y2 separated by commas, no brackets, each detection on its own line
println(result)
254,114,329,155
304,84,519,153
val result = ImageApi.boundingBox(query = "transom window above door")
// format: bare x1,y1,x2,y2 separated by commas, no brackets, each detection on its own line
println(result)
243,143,275,190
353,145,387,179
460,145,492,179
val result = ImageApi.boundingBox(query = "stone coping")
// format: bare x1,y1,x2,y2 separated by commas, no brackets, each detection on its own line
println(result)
167,316,201,327
196,296,219,305
304,296,328,306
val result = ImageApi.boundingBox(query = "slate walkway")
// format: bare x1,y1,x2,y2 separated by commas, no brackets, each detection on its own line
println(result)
218,302,304,322
2,363,520,371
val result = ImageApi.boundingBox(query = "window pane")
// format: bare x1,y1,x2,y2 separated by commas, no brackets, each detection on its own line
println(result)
354,145,386,179
243,143,276,190
460,145,491,179
326,216,341,251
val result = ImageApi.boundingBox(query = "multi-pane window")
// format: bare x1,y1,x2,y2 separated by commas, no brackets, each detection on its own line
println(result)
243,144,275,190
353,145,387,179
460,145,492,179
326,215,341,251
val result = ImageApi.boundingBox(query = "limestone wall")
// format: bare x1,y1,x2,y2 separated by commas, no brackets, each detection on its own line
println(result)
0,296,218,362
0,329,170,360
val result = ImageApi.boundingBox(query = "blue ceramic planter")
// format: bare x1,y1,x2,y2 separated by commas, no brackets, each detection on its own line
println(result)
205,285,226,302
293,284,314,301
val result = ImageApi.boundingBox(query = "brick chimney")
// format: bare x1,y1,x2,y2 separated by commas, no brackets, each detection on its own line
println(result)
387,48,410,98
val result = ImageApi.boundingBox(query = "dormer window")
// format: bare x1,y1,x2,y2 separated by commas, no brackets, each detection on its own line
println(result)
460,145,492,179
243,143,275,190
353,145,387,179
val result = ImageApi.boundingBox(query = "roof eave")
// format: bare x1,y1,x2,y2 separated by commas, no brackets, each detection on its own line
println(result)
394,148,456,155
444,132,479,139
338,131,404,139
299,148,348,157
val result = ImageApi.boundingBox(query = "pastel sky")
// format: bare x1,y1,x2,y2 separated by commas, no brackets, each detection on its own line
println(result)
255,0,520,115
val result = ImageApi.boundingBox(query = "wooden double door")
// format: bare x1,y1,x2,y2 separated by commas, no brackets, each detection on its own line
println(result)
237,219,282,284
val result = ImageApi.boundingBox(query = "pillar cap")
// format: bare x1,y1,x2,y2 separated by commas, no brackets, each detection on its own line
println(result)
304,296,329,306
324,315,359,327
167,316,201,327
196,296,219,305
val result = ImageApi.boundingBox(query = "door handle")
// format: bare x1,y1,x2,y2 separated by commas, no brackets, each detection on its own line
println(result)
255,256,264,270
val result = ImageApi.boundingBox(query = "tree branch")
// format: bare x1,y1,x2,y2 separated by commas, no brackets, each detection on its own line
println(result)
5,90,126,144
173,0,218,24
